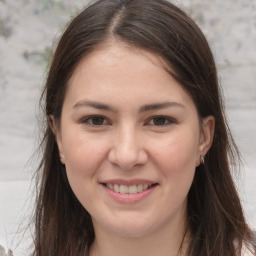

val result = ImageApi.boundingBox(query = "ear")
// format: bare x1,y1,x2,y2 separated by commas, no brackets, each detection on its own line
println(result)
48,115,65,164
196,115,215,166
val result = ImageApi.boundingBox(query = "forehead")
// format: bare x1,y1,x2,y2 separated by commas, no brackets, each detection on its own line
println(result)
69,41,168,83
64,41,195,111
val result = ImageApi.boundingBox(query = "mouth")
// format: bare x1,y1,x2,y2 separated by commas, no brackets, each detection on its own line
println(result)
101,183,158,194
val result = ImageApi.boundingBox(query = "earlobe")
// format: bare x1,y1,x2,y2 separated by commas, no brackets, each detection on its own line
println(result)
48,115,65,164
48,115,57,135
198,115,215,161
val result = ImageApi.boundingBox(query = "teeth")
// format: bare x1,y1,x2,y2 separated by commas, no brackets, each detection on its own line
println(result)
128,185,137,194
143,184,148,190
105,183,153,194
120,185,128,194
107,183,114,190
137,184,143,192
114,184,120,193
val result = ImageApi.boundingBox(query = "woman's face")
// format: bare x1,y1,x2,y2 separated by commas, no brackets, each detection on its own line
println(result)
54,42,214,238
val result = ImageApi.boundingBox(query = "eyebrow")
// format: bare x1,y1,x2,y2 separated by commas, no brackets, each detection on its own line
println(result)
73,100,115,111
72,100,185,112
139,102,185,112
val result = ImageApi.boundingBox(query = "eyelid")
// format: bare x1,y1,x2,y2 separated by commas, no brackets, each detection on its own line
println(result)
80,115,111,126
146,116,176,126
79,115,176,127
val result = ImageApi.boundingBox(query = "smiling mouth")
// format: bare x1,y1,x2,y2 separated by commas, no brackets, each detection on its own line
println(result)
102,183,158,194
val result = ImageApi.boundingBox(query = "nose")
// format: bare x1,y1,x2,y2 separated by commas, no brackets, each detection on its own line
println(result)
108,126,148,170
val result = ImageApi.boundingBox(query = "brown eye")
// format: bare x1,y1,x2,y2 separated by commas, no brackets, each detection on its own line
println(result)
153,117,167,125
147,116,174,126
82,116,108,126
90,116,105,125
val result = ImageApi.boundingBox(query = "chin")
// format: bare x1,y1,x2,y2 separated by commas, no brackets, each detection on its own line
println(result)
110,224,154,238
93,214,159,239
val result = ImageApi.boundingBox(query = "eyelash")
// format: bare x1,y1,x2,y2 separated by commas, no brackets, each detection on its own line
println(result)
80,115,175,127
81,115,111,126
147,116,175,126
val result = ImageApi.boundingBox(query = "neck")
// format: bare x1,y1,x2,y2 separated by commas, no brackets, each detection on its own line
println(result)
89,216,189,256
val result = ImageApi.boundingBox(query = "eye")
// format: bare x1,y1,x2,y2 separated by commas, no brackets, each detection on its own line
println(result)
147,116,175,126
81,115,110,126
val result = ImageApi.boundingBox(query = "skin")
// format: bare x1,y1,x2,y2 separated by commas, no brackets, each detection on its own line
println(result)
52,41,215,256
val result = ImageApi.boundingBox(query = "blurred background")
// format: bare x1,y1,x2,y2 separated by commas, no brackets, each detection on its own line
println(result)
0,0,255,254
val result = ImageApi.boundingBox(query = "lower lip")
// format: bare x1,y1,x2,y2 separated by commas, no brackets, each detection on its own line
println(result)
101,184,158,204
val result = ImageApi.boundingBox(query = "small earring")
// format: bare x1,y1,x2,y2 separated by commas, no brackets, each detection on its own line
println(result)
200,154,205,165
60,155,64,164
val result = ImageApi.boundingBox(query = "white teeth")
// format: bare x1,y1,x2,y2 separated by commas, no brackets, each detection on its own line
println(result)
137,184,143,192
143,184,149,190
128,185,137,194
105,183,153,194
120,185,128,194
114,184,120,193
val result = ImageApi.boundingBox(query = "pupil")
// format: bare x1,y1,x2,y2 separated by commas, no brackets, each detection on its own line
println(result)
92,117,104,125
154,117,165,125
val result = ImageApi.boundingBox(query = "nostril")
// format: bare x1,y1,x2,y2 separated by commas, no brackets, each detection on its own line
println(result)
108,145,148,170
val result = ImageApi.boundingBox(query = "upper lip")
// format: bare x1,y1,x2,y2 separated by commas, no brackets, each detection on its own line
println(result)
99,179,158,186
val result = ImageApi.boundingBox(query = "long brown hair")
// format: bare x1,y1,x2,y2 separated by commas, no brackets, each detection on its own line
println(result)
33,0,255,255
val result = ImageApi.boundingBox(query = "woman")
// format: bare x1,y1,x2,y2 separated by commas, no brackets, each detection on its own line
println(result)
33,0,255,255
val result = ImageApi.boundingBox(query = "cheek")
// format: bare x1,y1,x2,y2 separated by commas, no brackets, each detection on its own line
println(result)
156,130,198,169
62,132,108,179
62,135,109,209
152,129,199,191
